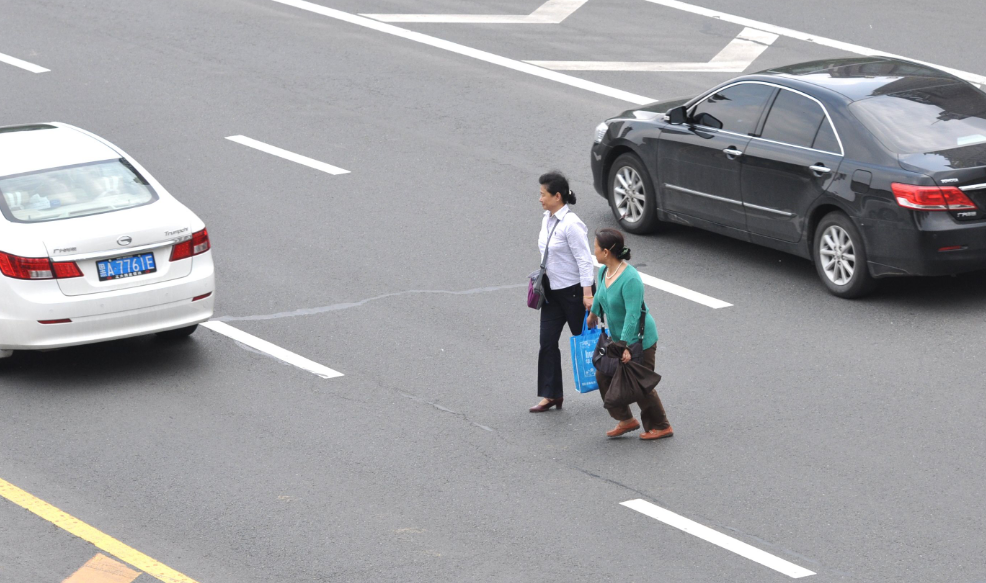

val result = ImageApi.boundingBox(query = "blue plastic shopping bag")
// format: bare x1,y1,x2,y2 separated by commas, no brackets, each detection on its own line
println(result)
570,313,601,393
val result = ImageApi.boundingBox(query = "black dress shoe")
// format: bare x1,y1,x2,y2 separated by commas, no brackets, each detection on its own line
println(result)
529,398,563,412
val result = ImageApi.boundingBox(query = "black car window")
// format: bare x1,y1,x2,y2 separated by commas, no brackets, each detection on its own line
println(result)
849,83,986,154
760,89,831,150
691,83,775,135
812,118,841,153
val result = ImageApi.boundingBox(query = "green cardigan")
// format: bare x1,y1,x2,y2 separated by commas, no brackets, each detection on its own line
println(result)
590,264,658,350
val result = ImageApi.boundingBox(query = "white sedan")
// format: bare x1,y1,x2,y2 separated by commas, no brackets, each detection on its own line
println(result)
0,123,214,359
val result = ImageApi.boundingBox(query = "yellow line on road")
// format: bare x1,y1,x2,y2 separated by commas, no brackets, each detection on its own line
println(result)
0,477,199,583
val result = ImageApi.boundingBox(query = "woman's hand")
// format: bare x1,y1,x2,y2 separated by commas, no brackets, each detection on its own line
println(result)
587,312,598,329
620,348,631,364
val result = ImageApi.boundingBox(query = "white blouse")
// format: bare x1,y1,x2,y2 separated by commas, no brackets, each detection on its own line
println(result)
537,205,595,289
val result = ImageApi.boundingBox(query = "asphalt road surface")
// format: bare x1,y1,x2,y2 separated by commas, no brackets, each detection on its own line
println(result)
2,1,986,582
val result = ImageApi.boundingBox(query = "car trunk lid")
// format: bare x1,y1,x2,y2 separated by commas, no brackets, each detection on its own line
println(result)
899,145,986,221
39,203,192,296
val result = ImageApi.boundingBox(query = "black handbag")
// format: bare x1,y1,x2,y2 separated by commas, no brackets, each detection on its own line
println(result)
603,348,663,410
592,266,648,377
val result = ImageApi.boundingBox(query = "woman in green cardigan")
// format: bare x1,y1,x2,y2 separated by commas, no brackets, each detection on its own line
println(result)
586,228,673,440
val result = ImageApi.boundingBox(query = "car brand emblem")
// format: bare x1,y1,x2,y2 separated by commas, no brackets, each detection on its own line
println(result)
117,235,133,246
941,178,959,184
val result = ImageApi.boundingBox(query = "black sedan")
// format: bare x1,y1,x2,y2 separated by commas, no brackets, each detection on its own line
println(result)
590,57,986,298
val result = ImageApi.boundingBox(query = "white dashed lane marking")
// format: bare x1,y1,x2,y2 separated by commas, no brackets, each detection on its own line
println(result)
622,499,816,579
593,259,732,309
0,51,49,73
226,135,350,176
202,321,344,379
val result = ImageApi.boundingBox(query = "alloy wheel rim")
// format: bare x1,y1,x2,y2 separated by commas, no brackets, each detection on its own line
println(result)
613,166,646,223
819,225,856,286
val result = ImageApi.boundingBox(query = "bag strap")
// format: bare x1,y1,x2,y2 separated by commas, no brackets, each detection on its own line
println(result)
539,213,565,270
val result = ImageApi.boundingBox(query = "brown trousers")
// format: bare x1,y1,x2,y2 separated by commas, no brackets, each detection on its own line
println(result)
596,345,670,431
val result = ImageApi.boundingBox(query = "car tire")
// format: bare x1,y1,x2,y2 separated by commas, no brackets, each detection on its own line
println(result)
812,211,876,299
156,324,199,340
608,153,660,234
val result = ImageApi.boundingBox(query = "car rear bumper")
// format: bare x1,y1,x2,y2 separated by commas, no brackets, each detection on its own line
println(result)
861,215,986,277
591,143,610,198
0,253,214,350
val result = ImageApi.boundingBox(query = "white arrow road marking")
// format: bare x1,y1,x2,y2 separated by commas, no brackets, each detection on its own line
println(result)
203,321,344,379
226,135,350,175
363,0,589,24
644,0,986,86
528,27,778,71
591,259,732,309
267,0,655,105
621,500,816,579
0,51,48,73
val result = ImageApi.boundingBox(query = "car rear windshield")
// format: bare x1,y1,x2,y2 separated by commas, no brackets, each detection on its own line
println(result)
0,159,157,223
850,83,986,155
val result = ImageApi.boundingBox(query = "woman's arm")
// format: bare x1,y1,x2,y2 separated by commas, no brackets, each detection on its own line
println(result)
566,219,596,311
567,219,596,285
620,277,645,343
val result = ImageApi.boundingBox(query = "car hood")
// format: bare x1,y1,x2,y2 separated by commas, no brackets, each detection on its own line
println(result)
899,142,986,172
614,96,693,120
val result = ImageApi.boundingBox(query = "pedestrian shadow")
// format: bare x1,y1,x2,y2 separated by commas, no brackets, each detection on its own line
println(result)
0,334,210,388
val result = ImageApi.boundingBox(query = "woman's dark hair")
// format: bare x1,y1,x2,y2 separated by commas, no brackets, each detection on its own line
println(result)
595,228,631,260
539,171,577,205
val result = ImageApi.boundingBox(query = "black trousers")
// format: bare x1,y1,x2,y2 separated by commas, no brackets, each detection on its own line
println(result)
538,277,586,400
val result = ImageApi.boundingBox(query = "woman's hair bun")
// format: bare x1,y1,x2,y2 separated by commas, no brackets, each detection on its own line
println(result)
617,246,632,260
567,189,577,205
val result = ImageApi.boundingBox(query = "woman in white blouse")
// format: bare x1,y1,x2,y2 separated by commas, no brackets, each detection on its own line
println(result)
530,171,596,413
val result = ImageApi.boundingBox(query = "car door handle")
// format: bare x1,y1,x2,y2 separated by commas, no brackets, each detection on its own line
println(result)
723,147,743,158
809,164,832,174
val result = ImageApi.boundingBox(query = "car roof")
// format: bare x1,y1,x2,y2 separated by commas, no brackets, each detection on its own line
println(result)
0,123,120,178
753,57,966,102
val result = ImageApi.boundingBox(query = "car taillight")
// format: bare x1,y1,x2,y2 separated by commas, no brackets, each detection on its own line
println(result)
0,251,83,280
51,261,84,278
170,228,210,262
892,183,977,211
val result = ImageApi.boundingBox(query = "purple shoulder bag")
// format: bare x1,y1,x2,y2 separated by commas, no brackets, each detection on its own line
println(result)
528,217,562,310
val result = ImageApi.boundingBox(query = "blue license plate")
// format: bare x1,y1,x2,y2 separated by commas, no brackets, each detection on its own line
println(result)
97,252,157,281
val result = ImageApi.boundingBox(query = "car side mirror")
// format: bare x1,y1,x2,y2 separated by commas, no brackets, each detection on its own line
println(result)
667,106,688,125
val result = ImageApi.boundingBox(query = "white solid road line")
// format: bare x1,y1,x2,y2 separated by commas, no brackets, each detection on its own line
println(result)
592,259,732,309
621,500,815,579
638,270,732,309
266,0,655,105
227,135,350,175
363,0,588,24
645,0,986,85
0,51,49,73
530,27,778,72
202,321,344,379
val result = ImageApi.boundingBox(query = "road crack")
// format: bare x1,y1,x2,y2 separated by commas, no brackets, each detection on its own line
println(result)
216,284,525,322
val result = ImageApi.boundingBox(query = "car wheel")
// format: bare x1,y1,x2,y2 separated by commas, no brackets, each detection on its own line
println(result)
156,324,199,340
813,212,876,299
608,153,659,234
